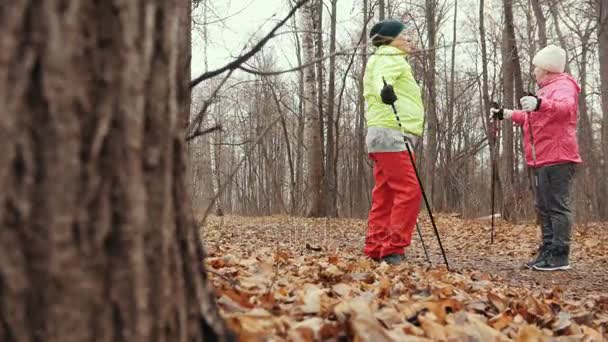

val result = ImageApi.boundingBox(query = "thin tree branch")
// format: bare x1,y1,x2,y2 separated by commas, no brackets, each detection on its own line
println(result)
190,0,308,88
237,40,477,77
186,69,235,140
186,124,223,142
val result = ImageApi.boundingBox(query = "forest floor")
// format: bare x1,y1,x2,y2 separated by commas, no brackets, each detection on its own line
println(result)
201,214,608,341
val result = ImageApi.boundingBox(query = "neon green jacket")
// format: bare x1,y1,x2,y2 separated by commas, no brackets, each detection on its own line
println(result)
363,45,425,136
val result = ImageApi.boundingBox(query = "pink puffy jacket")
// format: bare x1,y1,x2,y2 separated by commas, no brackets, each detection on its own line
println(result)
511,73,582,167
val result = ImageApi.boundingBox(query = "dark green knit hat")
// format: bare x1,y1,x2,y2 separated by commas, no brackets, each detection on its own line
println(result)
369,20,405,39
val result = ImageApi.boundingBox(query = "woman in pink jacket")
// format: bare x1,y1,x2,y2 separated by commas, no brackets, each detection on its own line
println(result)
491,45,582,272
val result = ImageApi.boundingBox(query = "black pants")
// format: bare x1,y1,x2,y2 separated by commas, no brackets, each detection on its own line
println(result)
534,163,576,250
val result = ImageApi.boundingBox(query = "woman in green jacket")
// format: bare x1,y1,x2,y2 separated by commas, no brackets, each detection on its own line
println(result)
363,20,424,265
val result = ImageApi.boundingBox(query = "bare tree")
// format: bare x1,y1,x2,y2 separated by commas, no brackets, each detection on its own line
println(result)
424,0,440,203
354,0,371,218
598,0,608,219
531,0,548,47
302,0,325,217
325,0,339,217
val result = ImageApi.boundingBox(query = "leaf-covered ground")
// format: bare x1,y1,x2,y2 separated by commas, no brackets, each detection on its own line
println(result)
201,215,608,341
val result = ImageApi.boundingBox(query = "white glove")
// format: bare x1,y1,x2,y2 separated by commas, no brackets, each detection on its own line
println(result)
520,96,539,112
489,107,513,121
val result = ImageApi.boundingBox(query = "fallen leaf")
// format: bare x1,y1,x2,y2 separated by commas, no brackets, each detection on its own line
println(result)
298,284,324,314
516,324,549,342
489,312,514,331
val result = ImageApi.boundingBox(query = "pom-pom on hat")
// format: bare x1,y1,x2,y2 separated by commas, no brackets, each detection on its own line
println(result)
532,45,566,73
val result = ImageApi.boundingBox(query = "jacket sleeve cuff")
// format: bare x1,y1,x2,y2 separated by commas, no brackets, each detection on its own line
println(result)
511,111,525,124
534,97,542,111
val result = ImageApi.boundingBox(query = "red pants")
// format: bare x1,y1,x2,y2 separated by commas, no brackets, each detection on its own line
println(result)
365,151,422,259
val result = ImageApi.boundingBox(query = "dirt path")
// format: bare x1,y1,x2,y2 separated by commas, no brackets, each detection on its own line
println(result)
412,216,608,299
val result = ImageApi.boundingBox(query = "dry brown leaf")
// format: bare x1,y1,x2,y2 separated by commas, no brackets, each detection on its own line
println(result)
465,314,512,342
328,255,339,265
489,311,515,331
287,317,323,342
377,276,392,298
516,324,550,342
527,296,552,317
287,326,315,342
217,294,250,313
332,283,355,297
349,316,393,342
226,314,276,341
319,321,343,340
217,288,255,309
553,311,573,332
298,284,324,314
396,321,426,336
321,264,344,281
387,326,433,341
488,291,508,312
579,326,604,341
419,314,448,341
374,306,403,329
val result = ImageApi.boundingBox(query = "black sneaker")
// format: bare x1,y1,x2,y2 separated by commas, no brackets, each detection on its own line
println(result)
533,246,571,271
524,244,551,269
381,253,404,265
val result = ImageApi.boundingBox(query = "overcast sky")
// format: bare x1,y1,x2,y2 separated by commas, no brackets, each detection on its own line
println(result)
190,0,501,80
192,0,375,78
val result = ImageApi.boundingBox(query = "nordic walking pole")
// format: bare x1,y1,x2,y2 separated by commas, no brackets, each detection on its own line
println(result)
383,78,450,270
416,221,431,263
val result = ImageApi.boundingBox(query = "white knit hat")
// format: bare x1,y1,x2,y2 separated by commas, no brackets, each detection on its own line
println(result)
532,45,566,73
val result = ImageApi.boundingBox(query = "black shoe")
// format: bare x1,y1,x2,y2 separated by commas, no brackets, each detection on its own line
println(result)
381,253,404,265
524,244,551,269
533,246,571,271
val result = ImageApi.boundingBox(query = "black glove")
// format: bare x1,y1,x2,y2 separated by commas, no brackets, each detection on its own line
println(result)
490,102,504,120
381,78,397,105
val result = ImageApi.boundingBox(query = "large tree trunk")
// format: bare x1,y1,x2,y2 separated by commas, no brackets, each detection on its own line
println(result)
479,0,503,217
501,0,517,221
599,0,608,219
0,1,231,341
354,0,369,218
289,0,306,214
444,0,458,210
302,0,325,217
575,36,596,220
424,0,439,204
325,0,339,217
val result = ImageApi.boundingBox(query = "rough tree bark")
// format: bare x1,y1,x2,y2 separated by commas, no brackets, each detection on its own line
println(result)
302,0,325,217
0,1,232,341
